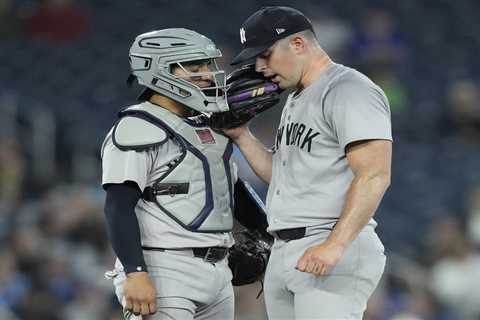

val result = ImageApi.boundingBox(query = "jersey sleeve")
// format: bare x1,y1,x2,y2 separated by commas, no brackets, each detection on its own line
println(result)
324,78,392,152
101,133,151,191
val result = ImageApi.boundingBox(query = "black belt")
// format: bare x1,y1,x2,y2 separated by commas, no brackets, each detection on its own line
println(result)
274,227,306,241
142,246,228,263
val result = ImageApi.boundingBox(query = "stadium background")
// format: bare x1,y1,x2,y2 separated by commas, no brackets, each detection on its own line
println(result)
1,0,480,319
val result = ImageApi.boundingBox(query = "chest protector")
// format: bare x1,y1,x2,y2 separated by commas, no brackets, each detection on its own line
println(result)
113,103,234,233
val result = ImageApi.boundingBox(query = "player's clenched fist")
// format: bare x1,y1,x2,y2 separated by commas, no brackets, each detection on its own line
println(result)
124,272,157,316
296,240,346,276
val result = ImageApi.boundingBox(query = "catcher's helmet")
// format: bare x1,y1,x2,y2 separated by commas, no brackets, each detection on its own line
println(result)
128,28,228,113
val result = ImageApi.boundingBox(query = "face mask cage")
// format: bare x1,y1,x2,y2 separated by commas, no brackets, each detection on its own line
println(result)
170,58,227,111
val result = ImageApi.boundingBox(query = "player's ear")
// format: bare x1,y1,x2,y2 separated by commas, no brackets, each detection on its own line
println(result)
289,36,306,54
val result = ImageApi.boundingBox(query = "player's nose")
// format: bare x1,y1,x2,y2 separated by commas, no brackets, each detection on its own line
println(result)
199,65,214,81
199,74,213,82
255,58,267,74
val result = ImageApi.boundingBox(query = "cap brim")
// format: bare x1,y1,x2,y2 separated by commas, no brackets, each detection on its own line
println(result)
230,44,270,65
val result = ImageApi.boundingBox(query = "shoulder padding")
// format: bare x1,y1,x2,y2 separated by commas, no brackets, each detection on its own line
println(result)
113,114,168,151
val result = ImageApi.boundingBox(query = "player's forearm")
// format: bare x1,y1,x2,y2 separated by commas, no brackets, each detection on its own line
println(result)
233,129,273,184
327,172,390,248
104,183,148,274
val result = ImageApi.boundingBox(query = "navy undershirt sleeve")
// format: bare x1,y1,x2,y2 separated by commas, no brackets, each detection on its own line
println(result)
104,181,147,274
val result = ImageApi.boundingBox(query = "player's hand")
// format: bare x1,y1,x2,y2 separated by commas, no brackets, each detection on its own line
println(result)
222,124,249,142
123,272,157,316
296,240,346,276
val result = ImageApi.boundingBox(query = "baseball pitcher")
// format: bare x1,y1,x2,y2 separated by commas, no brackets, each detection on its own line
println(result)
224,6,392,320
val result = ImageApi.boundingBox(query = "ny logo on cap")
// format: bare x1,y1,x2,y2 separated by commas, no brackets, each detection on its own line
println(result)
240,27,246,44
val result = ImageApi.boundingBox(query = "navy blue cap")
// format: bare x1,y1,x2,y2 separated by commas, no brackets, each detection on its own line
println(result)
231,6,313,65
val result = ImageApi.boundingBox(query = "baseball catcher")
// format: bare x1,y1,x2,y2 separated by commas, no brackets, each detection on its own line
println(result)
102,28,238,319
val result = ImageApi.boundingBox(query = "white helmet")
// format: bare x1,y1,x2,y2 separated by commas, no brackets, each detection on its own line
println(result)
128,28,228,113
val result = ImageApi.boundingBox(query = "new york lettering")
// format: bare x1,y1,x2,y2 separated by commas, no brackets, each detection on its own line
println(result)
277,122,320,152
275,125,284,150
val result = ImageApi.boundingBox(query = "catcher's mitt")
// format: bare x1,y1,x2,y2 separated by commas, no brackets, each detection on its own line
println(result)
228,229,272,286
209,64,283,129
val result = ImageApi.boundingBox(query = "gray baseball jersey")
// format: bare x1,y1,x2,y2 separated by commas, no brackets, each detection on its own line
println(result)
266,63,392,232
102,102,236,320
101,102,235,249
263,63,390,319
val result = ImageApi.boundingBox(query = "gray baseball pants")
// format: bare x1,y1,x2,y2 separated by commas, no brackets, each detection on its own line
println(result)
108,249,234,320
264,226,386,320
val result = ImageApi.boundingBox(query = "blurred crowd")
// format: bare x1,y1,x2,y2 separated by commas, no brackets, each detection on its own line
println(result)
1,0,480,319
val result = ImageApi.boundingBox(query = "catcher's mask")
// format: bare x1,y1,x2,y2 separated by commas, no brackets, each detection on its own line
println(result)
128,28,228,113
